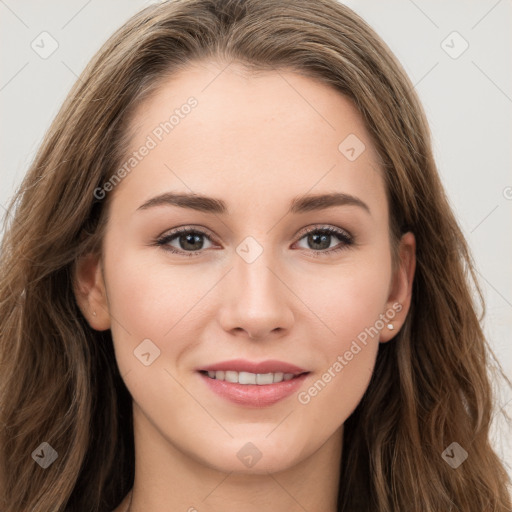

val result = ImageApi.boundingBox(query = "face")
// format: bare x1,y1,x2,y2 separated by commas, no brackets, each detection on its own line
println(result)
76,60,415,475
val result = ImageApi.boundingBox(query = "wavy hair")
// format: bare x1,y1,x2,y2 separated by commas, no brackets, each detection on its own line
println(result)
0,0,510,510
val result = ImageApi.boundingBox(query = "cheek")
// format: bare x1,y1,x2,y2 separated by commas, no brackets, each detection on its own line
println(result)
303,247,392,353
102,239,201,357
293,244,391,411
296,261,390,426
104,223,392,373
105,258,169,335
103,241,223,380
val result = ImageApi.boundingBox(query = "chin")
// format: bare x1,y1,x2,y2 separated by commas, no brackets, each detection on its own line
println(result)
197,435,304,475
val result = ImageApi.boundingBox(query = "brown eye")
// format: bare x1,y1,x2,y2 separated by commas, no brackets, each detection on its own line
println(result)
155,227,215,257
295,226,353,255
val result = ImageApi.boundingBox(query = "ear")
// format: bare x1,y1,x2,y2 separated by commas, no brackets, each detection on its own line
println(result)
379,231,416,342
72,252,111,331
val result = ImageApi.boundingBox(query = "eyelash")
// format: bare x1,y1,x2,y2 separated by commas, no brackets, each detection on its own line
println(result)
154,225,354,258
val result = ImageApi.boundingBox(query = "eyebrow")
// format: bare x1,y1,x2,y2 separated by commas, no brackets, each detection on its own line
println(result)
137,191,371,216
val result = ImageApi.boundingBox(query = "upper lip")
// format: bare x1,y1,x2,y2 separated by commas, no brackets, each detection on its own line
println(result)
198,359,308,375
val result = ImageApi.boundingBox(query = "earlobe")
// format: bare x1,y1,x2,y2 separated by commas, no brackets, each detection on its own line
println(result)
73,252,111,331
380,231,416,342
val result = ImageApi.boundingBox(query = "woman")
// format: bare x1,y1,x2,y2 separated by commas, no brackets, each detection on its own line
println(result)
0,0,510,511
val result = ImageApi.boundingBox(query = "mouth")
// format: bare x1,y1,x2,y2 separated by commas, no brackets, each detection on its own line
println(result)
197,369,311,407
198,369,310,385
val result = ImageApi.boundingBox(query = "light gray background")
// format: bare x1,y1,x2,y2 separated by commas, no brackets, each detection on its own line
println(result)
1,0,511,478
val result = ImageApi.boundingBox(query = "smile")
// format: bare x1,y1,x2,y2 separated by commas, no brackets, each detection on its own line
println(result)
198,370,310,407
200,370,304,385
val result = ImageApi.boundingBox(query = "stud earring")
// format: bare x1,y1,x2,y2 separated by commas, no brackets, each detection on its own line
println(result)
92,310,97,316
387,323,394,330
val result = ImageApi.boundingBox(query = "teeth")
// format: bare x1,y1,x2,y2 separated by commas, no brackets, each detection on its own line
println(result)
204,370,298,385
273,372,284,383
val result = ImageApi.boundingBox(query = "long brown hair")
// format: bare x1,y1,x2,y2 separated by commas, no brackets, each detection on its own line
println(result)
1,1,510,510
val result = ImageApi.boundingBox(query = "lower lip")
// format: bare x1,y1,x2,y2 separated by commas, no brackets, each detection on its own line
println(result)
198,371,309,407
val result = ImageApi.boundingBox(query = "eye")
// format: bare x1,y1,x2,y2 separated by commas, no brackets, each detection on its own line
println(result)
294,225,354,256
155,226,216,257
154,224,354,257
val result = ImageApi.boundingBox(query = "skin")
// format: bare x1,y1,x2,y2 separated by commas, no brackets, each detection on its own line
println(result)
74,59,415,512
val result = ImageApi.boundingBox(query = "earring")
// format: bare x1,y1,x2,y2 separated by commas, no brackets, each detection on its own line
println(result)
387,323,394,330
92,310,97,316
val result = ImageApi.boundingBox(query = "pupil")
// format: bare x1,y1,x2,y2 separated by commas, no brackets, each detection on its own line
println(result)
310,233,330,250
181,233,203,251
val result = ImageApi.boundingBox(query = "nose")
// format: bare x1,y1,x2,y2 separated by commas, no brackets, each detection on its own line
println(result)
217,249,294,341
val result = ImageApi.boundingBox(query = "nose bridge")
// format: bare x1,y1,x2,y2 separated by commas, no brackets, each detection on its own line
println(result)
235,234,283,307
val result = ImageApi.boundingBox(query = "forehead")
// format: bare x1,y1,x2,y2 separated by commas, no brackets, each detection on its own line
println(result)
110,60,386,218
